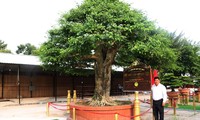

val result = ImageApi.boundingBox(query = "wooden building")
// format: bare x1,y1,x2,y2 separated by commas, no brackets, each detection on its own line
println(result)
0,53,123,99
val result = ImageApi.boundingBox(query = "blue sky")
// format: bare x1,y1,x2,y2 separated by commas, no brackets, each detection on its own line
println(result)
0,0,199,53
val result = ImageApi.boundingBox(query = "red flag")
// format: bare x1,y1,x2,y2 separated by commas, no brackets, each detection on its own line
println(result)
152,69,158,85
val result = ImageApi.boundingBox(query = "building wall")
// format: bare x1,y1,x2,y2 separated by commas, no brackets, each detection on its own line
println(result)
0,74,2,98
0,71,123,99
56,75,73,96
31,75,54,97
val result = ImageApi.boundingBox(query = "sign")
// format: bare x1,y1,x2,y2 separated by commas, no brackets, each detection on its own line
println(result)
123,64,152,91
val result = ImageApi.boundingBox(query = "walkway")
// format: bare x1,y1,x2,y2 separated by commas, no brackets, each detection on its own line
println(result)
0,94,200,120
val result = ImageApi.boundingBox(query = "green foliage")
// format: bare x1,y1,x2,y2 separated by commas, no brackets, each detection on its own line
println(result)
127,28,177,69
161,73,182,90
39,0,176,75
0,40,12,53
0,40,7,49
170,33,200,76
193,76,200,87
0,49,12,53
181,76,194,87
16,43,37,55
161,72,195,90
160,32,200,89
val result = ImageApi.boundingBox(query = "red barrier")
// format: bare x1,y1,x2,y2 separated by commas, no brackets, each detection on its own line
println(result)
49,102,69,111
118,107,151,119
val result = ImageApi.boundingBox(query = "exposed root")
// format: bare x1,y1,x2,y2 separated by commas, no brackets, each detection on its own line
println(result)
89,96,117,106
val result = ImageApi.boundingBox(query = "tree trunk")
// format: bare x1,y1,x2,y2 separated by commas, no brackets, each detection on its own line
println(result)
90,46,117,106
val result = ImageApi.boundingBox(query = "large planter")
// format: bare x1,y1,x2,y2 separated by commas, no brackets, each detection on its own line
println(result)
181,88,189,95
180,88,190,105
197,88,200,92
195,88,200,102
167,91,179,98
68,102,134,120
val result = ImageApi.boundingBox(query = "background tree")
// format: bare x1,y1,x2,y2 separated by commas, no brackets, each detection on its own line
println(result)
160,32,200,89
39,0,176,106
0,40,11,53
16,43,38,55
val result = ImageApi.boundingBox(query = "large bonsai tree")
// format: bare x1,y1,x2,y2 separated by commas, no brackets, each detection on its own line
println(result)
39,0,176,106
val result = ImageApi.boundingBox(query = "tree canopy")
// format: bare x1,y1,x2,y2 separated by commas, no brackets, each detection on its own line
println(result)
39,0,175,72
16,43,38,55
0,40,11,53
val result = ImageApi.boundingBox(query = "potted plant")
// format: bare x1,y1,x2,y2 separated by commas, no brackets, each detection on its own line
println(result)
161,73,182,107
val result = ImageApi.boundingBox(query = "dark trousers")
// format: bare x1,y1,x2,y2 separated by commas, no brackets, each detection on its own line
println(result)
153,99,164,120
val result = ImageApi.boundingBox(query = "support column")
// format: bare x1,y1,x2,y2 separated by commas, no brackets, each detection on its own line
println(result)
53,72,57,102
17,65,21,104
1,71,4,98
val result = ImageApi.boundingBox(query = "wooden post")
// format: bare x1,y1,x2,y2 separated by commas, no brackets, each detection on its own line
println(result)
180,94,183,105
168,97,172,107
178,94,181,104
173,98,176,115
134,91,140,120
182,95,186,105
186,94,189,105
193,93,196,112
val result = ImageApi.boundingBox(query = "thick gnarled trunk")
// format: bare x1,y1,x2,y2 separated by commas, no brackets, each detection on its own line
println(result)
90,46,117,106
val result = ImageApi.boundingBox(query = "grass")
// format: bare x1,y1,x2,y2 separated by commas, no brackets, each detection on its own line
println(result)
177,104,200,110
165,103,200,110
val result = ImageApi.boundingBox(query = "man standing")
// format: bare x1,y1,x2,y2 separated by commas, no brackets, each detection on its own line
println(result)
151,77,168,120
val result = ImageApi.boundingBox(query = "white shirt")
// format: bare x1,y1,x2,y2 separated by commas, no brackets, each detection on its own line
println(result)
151,83,168,103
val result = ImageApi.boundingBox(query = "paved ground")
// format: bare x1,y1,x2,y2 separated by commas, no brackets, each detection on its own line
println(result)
0,94,200,120
0,97,68,120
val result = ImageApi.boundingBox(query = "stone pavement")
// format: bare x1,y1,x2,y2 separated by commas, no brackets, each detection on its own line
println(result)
0,94,200,120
